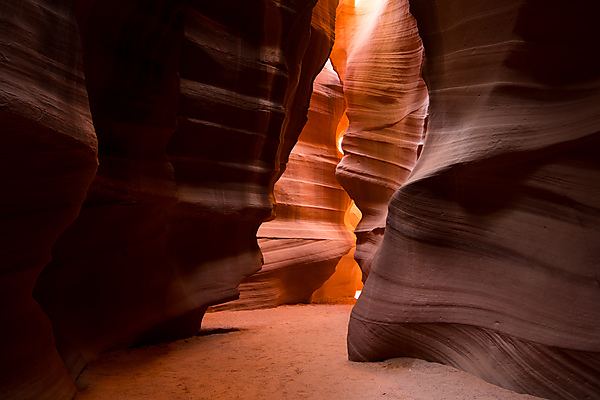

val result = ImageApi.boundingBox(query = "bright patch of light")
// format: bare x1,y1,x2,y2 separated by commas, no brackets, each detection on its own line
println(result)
354,290,362,299
337,136,344,154
354,0,362,5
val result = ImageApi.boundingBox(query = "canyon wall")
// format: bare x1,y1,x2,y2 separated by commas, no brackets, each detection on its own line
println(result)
33,0,186,381
0,1,98,398
1,1,337,399
348,1,600,399
331,0,428,280
213,60,356,311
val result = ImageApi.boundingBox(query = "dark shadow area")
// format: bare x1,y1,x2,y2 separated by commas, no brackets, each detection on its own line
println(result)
196,328,246,337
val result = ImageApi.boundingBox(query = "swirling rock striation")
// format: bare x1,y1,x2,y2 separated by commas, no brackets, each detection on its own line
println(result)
165,0,341,312
0,0,337,399
213,60,355,311
348,1,600,399
33,0,185,380
331,0,428,280
0,1,98,399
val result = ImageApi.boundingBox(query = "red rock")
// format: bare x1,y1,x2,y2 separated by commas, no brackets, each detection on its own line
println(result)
165,0,342,311
2,1,338,398
0,1,98,399
348,1,600,399
331,0,428,280
211,59,356,311
33,0,185,380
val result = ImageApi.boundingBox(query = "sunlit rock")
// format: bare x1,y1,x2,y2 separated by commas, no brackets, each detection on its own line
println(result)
211,59,358,311
331,0,428,280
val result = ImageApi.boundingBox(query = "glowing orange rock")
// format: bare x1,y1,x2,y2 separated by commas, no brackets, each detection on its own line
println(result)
331,0,428,280
214,60,357,310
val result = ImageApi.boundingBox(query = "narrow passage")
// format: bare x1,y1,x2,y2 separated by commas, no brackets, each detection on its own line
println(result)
75,305,542,400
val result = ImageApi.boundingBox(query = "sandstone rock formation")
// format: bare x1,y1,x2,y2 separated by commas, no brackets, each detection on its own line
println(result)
2,1,337,399
33,0,185,381
0,2,97,398
348,1,600,399
331,0,428,280
213,61,357,311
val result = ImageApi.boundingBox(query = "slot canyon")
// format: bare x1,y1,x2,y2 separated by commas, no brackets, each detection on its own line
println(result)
0,0,598,399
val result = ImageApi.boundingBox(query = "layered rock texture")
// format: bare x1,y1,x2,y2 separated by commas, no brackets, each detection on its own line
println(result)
331,0,428,280
348,1,600,399
4,0,599,399
1,1,337,399
0,2,97,399
213,60,357,311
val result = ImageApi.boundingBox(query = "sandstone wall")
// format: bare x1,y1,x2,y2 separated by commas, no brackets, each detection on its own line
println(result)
1,1,337,399
331,0,428,279
212,60,356,311
0,1,97,398
348,1,600,399
33,0,185,381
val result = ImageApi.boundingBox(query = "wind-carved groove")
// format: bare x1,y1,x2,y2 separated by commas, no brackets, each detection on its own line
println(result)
0,1,339,399
348,1,600,399
331,0,428,280
211,59,359,311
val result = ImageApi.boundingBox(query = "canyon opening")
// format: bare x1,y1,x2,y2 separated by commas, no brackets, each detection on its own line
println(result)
1,0,599,399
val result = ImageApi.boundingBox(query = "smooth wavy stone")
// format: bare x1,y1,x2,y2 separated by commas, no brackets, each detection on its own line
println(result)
331,0,428,279
32,0,185,383
349,1,600,399
213,60,356,311
211,237,354,311
166,0,341,313
0,1,98,399
31,0,337,390
348,319,597,399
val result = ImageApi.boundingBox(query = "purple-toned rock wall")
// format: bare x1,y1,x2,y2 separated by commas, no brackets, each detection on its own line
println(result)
348,1,600,399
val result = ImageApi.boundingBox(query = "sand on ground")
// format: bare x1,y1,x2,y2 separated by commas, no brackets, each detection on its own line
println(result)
75,305,545,400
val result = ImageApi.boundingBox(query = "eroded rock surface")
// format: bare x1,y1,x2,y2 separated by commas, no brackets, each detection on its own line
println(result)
348,1,600,399
0,2,98,399
1,1,337,399
33,0,185,380
331,0,428,280
212,60,356,311
167,0,342,312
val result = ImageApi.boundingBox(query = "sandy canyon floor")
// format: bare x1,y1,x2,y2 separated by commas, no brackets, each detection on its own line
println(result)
75,304,545,400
